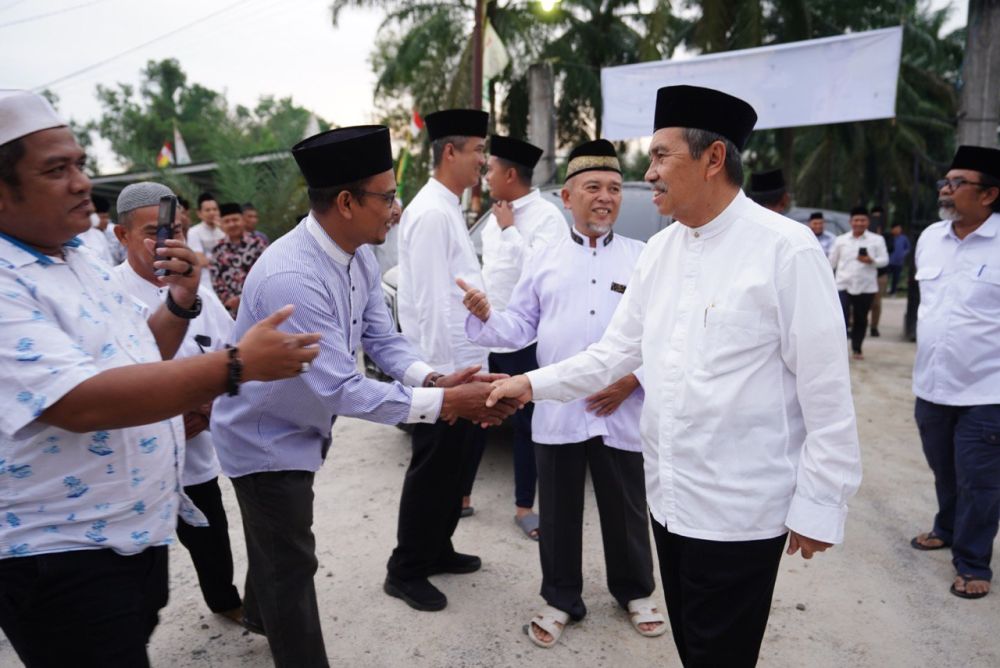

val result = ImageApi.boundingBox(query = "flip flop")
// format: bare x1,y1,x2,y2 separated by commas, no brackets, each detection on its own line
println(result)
910,531,950,551
460,506,474,518
525,605,569,648
950,574,990,600
515,512,540,541
626,597,668,637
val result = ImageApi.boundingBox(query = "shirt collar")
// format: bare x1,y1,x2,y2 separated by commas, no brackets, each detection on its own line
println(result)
570,226,615,248
947,212,999,241
0,230,81,267
682,189,744,241
427,177,462,207
511,188,541,211
305,213,353,266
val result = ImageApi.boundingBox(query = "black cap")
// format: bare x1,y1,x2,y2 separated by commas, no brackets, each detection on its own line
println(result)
654,85,757,150
490,135,543,168
849,206,869,218
219,202,243,217
808,211,824,221
292,125,393,189
949,145,1000,181
91,194,110,213
197,192,216,206
749,169,785,195
565,139,621,181
425,109,489,141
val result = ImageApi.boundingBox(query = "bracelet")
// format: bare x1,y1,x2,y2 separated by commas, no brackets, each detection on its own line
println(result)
423,372,444,388
165,291,202,320
225,345,243,396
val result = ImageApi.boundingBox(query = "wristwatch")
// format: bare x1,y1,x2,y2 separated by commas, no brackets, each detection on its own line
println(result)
423,372,444,388
165,291,202,320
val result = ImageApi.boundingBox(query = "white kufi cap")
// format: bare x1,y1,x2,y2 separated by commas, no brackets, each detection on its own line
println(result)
0,90,67,146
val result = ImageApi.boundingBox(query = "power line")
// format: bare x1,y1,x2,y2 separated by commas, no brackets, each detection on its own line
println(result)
0,0,110,30
33,0,252,91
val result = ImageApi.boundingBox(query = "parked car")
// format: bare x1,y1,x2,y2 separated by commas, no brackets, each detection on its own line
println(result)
365,184,847,379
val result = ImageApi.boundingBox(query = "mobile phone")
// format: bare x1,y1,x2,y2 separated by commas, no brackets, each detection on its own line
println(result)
858,247,869,257
154,195,176,277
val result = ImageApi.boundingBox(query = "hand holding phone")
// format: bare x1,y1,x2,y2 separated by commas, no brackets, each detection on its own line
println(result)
154,195,177,277
858,247,869,258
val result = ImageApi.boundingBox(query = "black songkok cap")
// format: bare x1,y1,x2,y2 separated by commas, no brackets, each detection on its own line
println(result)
292,125,393,189
749,169,785,195
565,139,621,181
425,109,489,141
849,206,869,218
219,202,243,217
490,135,543,168
808,211,824,221
949,145,1000,181
91,194,110,213
654,85,757,151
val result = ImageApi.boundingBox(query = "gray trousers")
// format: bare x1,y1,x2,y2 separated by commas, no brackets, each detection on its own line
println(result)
232,470,328,668
535,437,655,620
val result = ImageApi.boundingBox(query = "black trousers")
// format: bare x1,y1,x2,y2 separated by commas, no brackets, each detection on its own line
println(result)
0,545,168,668
175,476,242,613
231,470,328,668
650,521,786,667
838,291,875,353
489,343,539,509
535,438,655,620
388,419,476,580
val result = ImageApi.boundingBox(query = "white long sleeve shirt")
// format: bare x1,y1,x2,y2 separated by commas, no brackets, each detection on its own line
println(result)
526,191,862,544
113,260,234,487
468,228,645,451
480,188,567,311
397,178,488,372
912,214,1000,406
829,230,889,294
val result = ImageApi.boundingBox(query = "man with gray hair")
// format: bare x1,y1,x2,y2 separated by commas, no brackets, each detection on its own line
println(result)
113,182,245,624
486,85,861,665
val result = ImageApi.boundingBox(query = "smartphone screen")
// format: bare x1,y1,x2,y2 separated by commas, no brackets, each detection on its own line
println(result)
858,247,869,257
154,195,176,277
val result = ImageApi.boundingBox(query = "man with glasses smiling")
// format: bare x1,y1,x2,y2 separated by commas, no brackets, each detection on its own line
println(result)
910,145,1000,601
210,126,517,667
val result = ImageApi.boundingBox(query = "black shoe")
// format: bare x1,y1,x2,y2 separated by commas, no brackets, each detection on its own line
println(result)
241,615,266,636
428,552,481,575
870,327,880,337
384,575,447,611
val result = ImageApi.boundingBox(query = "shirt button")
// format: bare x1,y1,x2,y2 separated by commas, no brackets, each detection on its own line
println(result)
352,319,357,325
693,231,700,238
591,279,596,284
351,286,355,291
592,251,596,256
419,415,426,420
590,310,595,315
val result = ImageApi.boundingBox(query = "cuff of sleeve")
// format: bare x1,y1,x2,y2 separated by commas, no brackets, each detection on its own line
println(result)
526,365,562,402
785,493,848,545
500,225,523,241
405,387,444,424
465,313,486,342
403,361,436,387
633,366,645,388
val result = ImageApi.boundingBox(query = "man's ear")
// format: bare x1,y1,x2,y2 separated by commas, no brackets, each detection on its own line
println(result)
560,186,571,209
114,221,127,244
981,185,1000,210
336,189,355,219
704,140,726,180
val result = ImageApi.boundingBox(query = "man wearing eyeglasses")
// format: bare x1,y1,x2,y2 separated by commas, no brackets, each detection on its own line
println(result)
909,145,1000,601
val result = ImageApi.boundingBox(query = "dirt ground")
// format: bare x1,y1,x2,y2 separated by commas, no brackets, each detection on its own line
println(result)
2,296,998,667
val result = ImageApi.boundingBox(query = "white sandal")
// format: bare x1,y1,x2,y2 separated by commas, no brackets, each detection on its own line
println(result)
627,597,668,637
526,604,569,648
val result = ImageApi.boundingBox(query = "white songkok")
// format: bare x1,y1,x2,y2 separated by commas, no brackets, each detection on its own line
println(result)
117,182,176,215
0,90,66,146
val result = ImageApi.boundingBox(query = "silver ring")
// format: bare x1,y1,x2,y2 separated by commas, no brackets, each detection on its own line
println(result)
182,261,194,277
299,362,310,374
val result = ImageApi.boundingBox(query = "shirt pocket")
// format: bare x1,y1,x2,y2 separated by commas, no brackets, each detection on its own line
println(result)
914,266,942,282
697,307,762,375
968,267,1000,316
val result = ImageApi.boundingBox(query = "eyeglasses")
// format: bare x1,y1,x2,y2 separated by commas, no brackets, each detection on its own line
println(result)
353,189,397,209
935,177,987,192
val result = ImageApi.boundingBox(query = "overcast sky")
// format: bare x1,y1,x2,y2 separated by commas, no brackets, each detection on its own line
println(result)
0,0,969,173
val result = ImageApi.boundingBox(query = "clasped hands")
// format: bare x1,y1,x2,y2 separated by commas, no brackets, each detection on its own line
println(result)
434,365,522,427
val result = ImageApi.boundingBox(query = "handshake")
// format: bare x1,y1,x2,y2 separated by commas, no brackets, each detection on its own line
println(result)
432,366,523,427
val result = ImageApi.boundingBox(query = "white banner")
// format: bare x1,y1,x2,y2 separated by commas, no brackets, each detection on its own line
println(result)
601,26,903,140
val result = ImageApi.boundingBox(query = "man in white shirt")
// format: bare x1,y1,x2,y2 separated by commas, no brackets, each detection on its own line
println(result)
809,211,836,256
112,181,244,623
909,145,1000,600
462,139,665,648
77,194,114,264
481,134,566,538
0,90,319,667
486,85,862,666
188,192,226,290
829,207,889,359
390,109,496,612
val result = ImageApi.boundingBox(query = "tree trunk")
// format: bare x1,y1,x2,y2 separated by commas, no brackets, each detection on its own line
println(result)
528,63,557,186
957,0,1000,147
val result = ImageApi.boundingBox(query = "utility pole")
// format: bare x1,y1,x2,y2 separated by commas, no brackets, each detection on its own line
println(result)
957,0,1000,147
528,63,557,185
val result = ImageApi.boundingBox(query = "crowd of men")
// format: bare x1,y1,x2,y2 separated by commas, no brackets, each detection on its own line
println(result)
0,79,997,668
